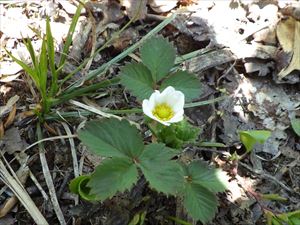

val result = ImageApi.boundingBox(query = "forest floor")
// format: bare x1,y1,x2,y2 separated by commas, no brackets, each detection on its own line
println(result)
0,0,300,225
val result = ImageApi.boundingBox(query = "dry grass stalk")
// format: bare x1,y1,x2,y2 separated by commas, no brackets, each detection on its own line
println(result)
0,158,49,225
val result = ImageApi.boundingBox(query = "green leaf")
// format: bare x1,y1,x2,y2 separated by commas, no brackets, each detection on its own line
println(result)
46,17,58,96
160,71,201,102
184,161,228,193
58,3,82,68
156,119,200,149
88,157,138,200
271,217,282,225
120,62,154,100
182,183,218,223
261,194,287,202
5,49,38,84
174,119,200,142
198,142,226,148
290,216,300,225
69,175,98,201
238,130,271,152
23,37,37,69
291,118,300,136
140,36,176,81
38,36,48,96
78,118,144,158
138,143,183,194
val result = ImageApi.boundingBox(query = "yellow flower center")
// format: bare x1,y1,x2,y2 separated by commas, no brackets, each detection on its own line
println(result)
152,103,174,121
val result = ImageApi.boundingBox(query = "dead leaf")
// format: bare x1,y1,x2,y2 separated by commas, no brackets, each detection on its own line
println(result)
0,61,23,76
112,27,139,51
1,127,28,154
121,0,147,21
244,61,274,76
0,95,19,118
276,17,300,78
0,197,18,218
148,0,178,13
4,103,16,128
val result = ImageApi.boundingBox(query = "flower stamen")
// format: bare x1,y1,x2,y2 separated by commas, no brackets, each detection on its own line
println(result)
152,103,174,121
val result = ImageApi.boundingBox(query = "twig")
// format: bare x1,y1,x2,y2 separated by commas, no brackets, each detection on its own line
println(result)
81,1,97,74
23,134,78,152
239,161,297,194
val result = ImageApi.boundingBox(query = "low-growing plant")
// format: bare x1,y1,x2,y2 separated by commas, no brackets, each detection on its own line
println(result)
238,130,272,153
265,209,300,225
70,37,229,223
291,117,300,137
5,5,84,119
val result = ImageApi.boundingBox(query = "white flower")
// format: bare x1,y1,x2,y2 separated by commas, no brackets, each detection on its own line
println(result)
142,86,185,126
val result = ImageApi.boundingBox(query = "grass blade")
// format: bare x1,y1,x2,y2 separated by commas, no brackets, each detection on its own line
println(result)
23,37,37,68
46,17,58,96
53,77,120,106
5,49,39,84
65,12,177,92
58,3,83,69
38,37,48,98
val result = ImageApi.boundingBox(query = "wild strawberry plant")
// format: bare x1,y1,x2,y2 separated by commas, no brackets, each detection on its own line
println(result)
70,37,229,223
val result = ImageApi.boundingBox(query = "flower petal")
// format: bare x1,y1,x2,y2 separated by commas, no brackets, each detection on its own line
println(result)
154,87,173,104
142,86,185,126
155,119,171,126
165,91,185,112
142,99,154,118
149,90,161,105
168,109,184,123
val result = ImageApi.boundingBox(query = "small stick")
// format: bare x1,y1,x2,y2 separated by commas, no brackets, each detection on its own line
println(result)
23,134,78,152
239,161,297,194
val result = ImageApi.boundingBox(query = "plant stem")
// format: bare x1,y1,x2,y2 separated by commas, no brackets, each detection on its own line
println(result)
184,95,228,108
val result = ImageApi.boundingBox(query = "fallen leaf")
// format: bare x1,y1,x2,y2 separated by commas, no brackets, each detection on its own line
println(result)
244,61,274,76
148,0,178,13
0,61,23,76
120,0,147,21
1,127,28,154
0,95,19,118
3,103,16,128
276,17,300,78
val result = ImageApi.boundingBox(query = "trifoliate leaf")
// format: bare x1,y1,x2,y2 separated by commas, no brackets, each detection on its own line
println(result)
78,118,144,158
180,161,228,222
138,143,183,194
69,175,98,201
182,183,218,223
140,37,176,81
184,161,228,193
88,157,138,200
120,62,155,100
238,130,271,152
291,118,300,136
160,71,201,102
